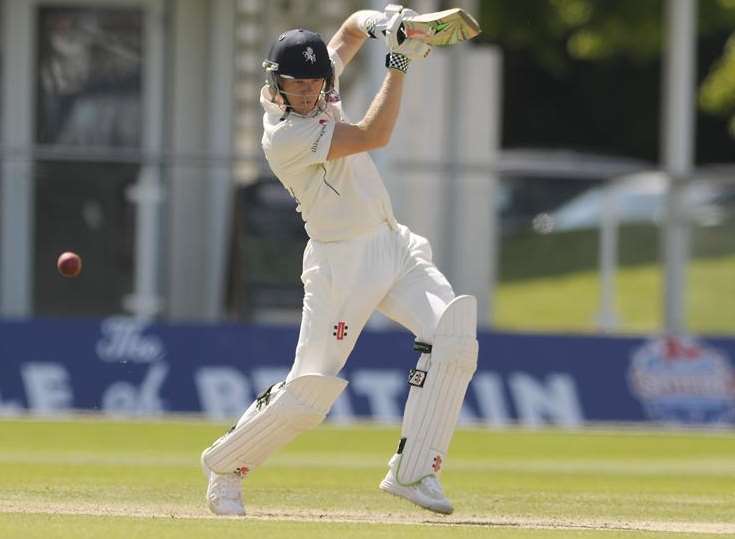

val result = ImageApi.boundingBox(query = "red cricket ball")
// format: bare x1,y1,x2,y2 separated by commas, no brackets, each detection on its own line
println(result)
57,251,82,278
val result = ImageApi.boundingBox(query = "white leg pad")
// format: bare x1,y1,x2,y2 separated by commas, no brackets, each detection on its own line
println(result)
395,295,478,485
202,374,347,474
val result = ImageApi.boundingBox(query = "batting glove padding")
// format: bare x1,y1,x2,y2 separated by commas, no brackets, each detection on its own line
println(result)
383,6,419,49
390,36,431,61
359,6,398,39
374,4,405,37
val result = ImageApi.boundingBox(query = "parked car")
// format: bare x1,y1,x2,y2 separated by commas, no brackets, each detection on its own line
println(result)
534,166,735,233
495,148,651,234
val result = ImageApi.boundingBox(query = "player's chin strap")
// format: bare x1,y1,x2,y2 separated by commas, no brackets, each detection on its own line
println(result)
202,374,348,476
392,295,479,485
276,83,338,120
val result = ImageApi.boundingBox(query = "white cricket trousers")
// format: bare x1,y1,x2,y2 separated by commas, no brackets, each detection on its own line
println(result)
287,223,455,381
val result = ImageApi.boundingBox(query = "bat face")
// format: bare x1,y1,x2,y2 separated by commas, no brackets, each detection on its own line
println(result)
401,8,481,46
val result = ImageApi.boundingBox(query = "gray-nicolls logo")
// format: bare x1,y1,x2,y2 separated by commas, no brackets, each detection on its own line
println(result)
303,46,316,63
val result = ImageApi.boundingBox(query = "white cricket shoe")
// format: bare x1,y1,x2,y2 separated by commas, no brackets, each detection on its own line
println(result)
378,455,454,514
201,451,246,516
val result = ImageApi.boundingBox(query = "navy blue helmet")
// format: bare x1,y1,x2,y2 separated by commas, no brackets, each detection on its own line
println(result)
262,29,334,104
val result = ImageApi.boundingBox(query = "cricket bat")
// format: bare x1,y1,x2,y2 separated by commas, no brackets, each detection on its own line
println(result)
400,8,481,46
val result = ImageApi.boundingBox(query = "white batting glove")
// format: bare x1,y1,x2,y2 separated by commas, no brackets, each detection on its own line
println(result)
385,38,430,74
361,4,402,39
383,6,419,52
390,36,431,61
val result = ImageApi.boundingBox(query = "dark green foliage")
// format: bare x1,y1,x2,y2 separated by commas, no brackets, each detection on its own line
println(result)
476,0,735,163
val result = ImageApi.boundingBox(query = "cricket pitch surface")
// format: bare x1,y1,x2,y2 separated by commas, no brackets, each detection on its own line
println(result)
1,418,734,538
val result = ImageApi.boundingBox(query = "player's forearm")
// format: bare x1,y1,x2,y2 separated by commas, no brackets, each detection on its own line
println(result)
351,10,384,39
329,10,382,66
357,69,404,148
326,69,403,159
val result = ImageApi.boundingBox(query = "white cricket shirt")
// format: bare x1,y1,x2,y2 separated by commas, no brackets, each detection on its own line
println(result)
261,50,398,242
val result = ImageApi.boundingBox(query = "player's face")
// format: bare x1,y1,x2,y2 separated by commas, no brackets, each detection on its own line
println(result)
279,77,325,114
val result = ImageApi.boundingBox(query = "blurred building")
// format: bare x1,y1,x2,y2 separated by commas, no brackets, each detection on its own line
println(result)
4,1,729,336
0,0,499,327
0,0,361,322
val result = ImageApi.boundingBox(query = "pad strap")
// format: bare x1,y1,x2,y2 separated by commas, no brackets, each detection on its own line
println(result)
414,341,432,354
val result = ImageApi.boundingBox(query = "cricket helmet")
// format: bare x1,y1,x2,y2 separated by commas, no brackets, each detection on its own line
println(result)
262,29,335,107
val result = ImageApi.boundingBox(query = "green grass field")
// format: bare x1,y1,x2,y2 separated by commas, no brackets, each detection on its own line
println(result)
495,255,735,334
495,221,735,334
1,418,734,538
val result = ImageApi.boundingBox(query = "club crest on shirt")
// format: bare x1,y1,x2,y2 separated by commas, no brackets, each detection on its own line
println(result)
303,46,317,64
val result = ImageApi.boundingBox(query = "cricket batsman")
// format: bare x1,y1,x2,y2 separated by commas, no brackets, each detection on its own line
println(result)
201,4,479,516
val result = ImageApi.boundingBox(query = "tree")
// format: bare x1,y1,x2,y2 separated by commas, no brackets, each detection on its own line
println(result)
478,0,735,155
